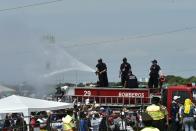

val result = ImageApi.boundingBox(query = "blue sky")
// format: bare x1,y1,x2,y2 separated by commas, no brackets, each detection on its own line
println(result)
0,0,196,86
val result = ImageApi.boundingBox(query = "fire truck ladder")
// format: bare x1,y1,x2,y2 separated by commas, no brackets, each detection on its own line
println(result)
63,95,152,108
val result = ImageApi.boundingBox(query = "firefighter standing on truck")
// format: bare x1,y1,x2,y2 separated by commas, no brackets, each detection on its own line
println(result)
96,58,108,87
148,60,161,88
146,97,165,131
119,57,131,87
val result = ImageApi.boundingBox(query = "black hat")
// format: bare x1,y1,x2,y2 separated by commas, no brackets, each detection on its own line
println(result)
152,59,157,63
123,57,127,62
98,58,102,63
151,96,160,104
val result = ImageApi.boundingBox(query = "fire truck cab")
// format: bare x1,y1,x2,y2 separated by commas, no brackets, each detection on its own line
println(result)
162,84,196,118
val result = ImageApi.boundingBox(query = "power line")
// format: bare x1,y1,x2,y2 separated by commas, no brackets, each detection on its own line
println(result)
0,0,64,12
62,26,196,48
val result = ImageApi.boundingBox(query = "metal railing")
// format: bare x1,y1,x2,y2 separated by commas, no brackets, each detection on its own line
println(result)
62,95,152,107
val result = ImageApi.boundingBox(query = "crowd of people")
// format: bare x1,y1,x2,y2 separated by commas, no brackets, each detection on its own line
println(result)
143,96,196,131
0,113,27,131
170,96,196,131
70,100,138,131
0,102,145,131
0,95,195,131
95,58,165,89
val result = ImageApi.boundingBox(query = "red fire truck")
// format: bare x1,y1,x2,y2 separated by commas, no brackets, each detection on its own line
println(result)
162,84,196,118
64,84,196,118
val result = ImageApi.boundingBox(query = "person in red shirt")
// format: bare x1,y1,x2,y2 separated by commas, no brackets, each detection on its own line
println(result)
159,75,166,89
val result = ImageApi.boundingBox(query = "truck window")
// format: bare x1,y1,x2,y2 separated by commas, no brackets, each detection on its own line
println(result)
172,91,189,104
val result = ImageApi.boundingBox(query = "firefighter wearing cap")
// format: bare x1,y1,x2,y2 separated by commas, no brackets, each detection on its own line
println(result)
146,97,165,131
148,60,161,88
96,58,108,87
119,57,131,87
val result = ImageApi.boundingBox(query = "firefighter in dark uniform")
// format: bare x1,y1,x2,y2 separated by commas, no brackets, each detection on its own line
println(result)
148,60,161,88
125,71,138,88
119,57,131,87
96,58,108,87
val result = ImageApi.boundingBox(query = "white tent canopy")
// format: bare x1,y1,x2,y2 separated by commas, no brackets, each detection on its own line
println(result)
0,95,73,124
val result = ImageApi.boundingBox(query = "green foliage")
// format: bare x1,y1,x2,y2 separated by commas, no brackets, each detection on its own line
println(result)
166,75,196,85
